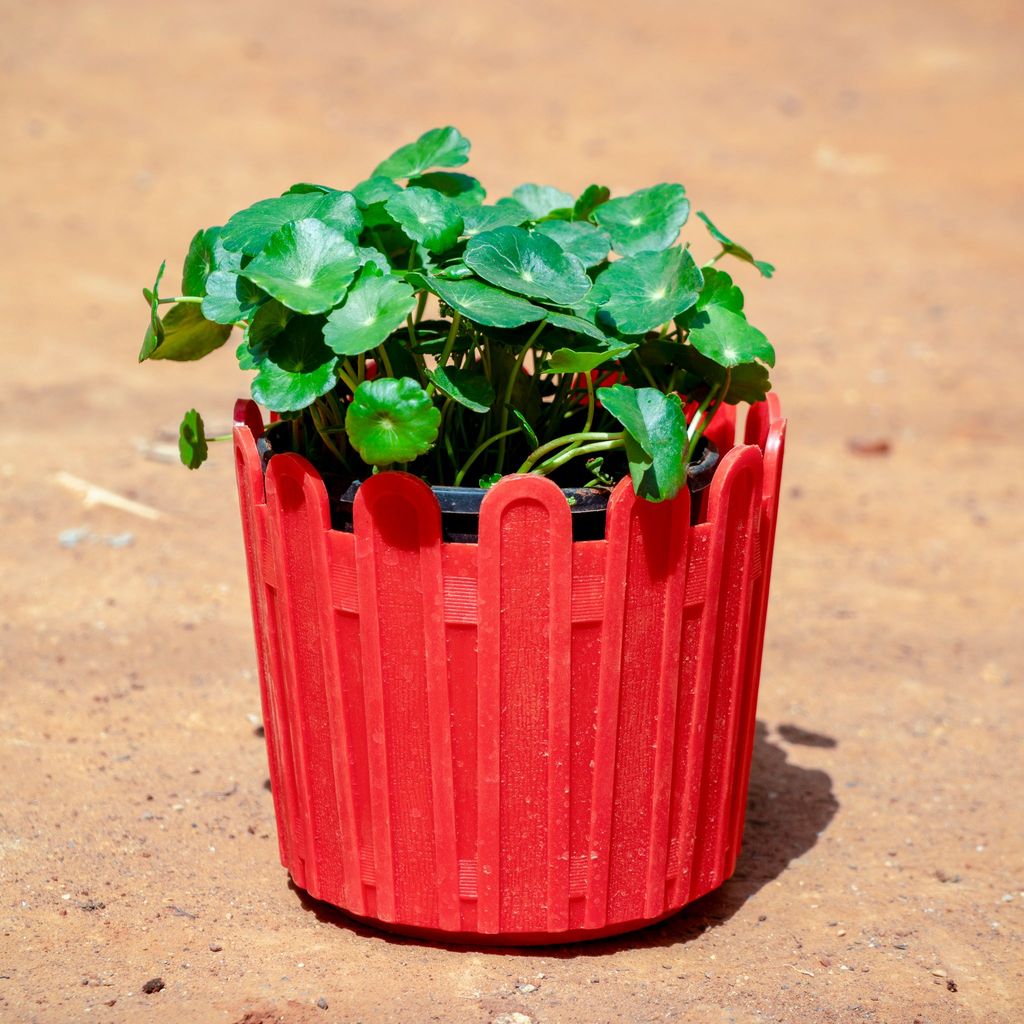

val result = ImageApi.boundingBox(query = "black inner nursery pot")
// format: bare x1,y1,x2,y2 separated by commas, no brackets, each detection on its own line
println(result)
256,437,720,543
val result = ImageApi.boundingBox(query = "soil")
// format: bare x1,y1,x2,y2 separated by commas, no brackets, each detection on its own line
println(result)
1,1,1022,1022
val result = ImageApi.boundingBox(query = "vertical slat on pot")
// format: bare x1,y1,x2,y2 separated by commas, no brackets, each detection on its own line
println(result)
265,454,345,902
703,402,737,459
690,444,763,893
583,478,630,929
643,486,692,919
583,479,691,925
233,413,290,868
568,539,606,932
354,474,459,930
728,409,787,870
440,543,481,932
477,476,572,934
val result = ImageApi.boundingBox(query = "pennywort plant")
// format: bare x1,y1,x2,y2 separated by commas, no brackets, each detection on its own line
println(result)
141,127,775,502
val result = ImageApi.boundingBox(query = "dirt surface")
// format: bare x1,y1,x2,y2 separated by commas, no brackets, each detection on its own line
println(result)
2,1,1022,1021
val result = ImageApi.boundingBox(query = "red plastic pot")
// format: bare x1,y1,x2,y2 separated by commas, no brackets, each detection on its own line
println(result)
232,395,786,945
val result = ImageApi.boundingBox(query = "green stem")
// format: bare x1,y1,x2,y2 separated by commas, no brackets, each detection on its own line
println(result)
158,295,203,305
413,290,428,327
517,430,623,474
453,428,521,486
426,312,462,396
531,438,626,477
496,321,546,472
377,345,394,379
336,364,358,392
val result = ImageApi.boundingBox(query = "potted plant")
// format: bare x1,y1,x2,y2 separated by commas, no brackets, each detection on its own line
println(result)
139,126,786,945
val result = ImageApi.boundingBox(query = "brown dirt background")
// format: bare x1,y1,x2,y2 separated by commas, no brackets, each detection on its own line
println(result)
2,1,1022,1021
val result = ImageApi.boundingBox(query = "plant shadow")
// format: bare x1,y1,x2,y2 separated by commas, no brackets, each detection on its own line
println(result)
291,720,838,955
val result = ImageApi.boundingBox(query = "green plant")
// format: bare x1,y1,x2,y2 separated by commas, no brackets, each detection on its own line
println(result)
140,127,775,502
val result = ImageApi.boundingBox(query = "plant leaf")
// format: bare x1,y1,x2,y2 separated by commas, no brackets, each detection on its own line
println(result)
462,199,532,236
221,192,362,256
596,384,688,501
140,301,232,362
250,316,338,412
510,407,538,449
695,266,744,313
201,270,267,324
408,171,485,208
674,345,772,404
241,218,361,314
533,220,611,268
143,260,167,343
593,183,690,257
511,183,574,219
463,226,591,305
541,309,609,342
178,408,208,469
182,228,221,296
345,377,441,464
384,187,464,253
591,246,703,335
372,126,471,179
245,299,292,351
545,343,633,373
573,184,611,221
353,176,404,206
686,304,775,368
427,365,495,413
282,182,337,195
696,211,775,278
323,272,416,356
427,276,546,328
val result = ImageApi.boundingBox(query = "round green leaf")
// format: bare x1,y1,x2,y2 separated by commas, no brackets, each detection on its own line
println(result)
221,192,362,256
511,183,574,219
182,228,221,296
675,346,772,405
140,301,232,362
241,218,361,315
345,377,441,465
250,316,338,412
591,247,703,336
542,309,608,342
245,299,292,351
686,304,775,368
533,220,611,268
384,187,464,253
695,267,744,313
546,343,633,373
696,212,775,278
282,182,337,195
323,273,416,356
462,199,531,237
178,408,208,470
426,366,495,413
353,176,404,206
372,126,471,180
573,184,611,221
408,171,485,208
201,271,267,324
593,183,690,257
427,276,546,328
463,226,591,305
596,384,688,502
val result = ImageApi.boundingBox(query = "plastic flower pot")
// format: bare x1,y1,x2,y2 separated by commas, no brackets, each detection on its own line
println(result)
232,394,786,946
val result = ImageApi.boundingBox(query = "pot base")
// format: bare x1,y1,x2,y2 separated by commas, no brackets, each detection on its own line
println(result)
301,886,699,946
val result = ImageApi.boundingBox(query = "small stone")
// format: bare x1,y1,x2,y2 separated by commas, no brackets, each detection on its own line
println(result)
208,942,223,952
931,968,947,978
836,928,846,936
493,1014,532,1024
142,977,165,994
316,997,328,1010
517,982,538,993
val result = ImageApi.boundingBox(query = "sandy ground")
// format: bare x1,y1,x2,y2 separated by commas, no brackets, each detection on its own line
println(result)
1,1,1022,1021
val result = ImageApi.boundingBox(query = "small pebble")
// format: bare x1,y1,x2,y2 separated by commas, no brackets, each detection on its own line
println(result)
58,527,91,548
105,532,135,548
316,997,328,1010
208,942,223,952
932,968,947,978
141,977,164,994
517,983,537,993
